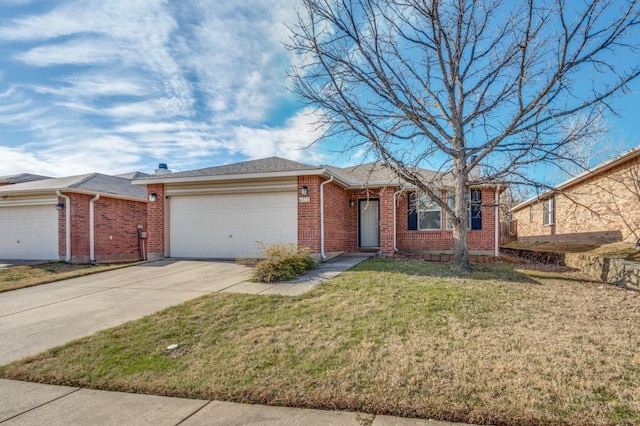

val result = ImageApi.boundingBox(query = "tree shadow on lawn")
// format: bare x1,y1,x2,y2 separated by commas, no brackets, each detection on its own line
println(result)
349,257,541,285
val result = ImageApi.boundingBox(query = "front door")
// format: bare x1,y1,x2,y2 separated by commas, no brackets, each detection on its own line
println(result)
359,199,379,248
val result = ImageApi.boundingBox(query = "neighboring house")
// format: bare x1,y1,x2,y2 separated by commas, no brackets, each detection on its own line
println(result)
512,146,640,245
134,157,504,260
0,173,51,186
0,173,147,262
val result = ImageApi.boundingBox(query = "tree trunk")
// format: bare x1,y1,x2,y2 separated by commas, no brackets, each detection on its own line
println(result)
452,168,470,270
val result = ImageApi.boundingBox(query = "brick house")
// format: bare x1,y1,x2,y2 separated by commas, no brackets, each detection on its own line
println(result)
512,146,640,244
135,157,504,260
0,173,147,262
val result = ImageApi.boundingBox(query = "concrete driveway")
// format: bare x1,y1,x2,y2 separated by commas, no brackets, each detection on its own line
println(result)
0,260,254,365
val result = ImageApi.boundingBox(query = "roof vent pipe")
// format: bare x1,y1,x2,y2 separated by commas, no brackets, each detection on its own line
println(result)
154,163,172,175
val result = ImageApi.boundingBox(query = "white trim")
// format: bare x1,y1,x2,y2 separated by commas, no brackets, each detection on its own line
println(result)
393,188,406,252
165,182,297,197
495,185,500,257
0,196,57,207
134,169,324,185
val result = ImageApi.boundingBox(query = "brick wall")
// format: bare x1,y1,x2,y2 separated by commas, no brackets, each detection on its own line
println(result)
59,192,147,263
395,188,497,254
298,176,323,253
323,181,357,253
513,156,640,244
146,184,165,259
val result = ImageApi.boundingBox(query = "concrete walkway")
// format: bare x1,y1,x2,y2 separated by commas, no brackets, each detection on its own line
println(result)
0,379,469,426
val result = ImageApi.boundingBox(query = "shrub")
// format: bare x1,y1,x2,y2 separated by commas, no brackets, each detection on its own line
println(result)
251,243,316,283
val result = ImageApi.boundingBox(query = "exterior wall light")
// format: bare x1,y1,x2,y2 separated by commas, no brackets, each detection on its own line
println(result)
350,200,355,207
300,186,308,196
56,202,65,210
149,193,157,202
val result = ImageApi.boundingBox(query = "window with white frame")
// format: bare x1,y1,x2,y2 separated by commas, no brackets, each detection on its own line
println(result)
543,197,555,225
418,193,441,230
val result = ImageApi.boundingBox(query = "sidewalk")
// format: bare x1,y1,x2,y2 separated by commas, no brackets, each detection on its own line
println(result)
0,379,470,426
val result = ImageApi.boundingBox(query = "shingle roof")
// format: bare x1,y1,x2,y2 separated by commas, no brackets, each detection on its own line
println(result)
0,173,147,200
115,171,151,179
324,162,460,188
0,173,51,184
139,157,321,180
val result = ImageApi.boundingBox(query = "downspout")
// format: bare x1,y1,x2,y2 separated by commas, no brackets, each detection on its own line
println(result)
393,187,406,252
89,193,100,262
495,185,500,257
319,175,334,261
56,190,71,262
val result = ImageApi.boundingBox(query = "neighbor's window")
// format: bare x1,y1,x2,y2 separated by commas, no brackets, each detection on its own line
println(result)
529,205,533,222
418,193,441,230
543,197,555,225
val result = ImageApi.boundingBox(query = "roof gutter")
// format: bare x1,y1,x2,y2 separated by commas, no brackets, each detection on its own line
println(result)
56,190,71,262
319,175,334,261
133,169,325,185
89,193,100,262
495,184,500,257
393,187,406,252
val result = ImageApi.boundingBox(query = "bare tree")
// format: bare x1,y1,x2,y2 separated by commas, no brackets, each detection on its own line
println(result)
288,0,640,269
556,115,627,178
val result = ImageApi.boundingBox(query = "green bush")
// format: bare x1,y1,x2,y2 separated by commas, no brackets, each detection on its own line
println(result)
251,243,316,283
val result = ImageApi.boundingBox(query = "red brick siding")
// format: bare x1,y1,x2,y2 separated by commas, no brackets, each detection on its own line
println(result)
323,182,356,253
93,197,147,262
146,184,165,258
59,193,147,263
297,176,323,253
395,188,497,254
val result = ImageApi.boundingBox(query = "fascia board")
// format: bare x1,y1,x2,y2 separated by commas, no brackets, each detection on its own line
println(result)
134,169,325,185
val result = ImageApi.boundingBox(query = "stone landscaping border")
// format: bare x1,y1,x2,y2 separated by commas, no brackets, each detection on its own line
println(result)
500,247,639,291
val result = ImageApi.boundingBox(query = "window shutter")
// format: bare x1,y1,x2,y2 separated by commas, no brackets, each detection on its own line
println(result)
470,190,482,230
408,192,418,230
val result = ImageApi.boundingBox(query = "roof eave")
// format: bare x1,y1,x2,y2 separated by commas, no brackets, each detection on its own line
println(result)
134,168,325,185
0,186,147,203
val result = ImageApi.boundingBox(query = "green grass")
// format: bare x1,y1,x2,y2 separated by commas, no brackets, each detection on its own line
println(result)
1,258,639,425
0,261,139,293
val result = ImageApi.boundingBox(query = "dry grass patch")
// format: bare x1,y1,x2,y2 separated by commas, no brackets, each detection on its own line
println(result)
0,262,139,293
1,259,639,425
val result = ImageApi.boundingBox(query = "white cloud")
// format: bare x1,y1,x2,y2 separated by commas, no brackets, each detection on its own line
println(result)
0,0,332,177
230,108,325,163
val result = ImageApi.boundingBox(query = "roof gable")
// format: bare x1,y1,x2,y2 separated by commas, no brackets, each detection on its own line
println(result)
0,173,51,184
0,173,146,200
139,157,322,180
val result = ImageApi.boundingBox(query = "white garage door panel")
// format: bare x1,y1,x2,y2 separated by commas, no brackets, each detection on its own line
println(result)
170,192,297,258
0,205,59,260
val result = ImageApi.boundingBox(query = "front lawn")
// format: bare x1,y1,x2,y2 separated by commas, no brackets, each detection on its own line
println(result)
0,262,139,293
1,259,639,425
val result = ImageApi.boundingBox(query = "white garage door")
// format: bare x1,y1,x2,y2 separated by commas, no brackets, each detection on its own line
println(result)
169,191,297,258
0,205,59,260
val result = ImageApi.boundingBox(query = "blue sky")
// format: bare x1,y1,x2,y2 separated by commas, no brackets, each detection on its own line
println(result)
0,0,638,180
